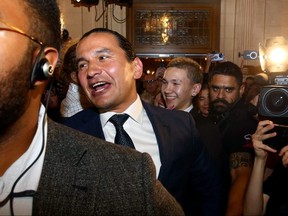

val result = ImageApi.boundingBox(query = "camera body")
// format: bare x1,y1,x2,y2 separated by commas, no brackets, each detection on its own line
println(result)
208,53,224,62
261,123,288,150
257,74,288,150
258,73,288,121
243,50,259,60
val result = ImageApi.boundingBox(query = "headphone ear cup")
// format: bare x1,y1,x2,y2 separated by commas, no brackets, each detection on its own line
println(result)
30,57,54,88
36,58,54,80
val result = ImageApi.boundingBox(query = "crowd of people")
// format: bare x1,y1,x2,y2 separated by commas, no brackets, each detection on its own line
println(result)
1,0,288,215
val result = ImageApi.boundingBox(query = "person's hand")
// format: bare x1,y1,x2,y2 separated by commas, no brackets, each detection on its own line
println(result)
279,145,288,167
252,120,277,160
204,55,212,73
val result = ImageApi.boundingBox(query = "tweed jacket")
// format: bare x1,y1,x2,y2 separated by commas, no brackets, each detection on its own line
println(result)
32,120,184,216
62,101,224,216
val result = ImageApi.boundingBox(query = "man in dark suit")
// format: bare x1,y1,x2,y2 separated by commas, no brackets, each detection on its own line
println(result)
0,1,184,215
62,28,224,215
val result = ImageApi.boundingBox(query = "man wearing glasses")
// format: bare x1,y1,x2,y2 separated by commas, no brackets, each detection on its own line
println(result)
0,1,184,215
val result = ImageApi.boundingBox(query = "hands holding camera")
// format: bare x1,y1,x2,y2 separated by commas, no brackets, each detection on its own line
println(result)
244,120,288,215
252,120,288,167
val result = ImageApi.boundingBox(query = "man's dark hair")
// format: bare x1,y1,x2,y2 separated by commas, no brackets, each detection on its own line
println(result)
208,61,243,85
24,0,61,50
79,28,136,62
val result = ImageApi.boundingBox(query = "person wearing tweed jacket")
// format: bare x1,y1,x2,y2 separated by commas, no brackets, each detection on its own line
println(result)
0,1,184,215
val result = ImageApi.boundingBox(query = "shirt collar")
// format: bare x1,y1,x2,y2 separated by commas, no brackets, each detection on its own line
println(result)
100,95,143,127
184,104,193,112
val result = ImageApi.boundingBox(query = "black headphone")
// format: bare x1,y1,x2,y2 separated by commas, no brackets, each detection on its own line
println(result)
30,45,54,88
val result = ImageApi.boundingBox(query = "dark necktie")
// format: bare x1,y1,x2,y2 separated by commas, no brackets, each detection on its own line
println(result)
109,114,135,149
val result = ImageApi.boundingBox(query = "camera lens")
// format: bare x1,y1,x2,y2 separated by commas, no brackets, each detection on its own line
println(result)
262,88,288,116
249,51,258,59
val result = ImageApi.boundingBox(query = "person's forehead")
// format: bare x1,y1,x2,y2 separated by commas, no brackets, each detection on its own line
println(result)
164,67,189,79
77,32,123,57
200,88,209,94
0,1,28,29
210,74,238,86
246,78,254,84
144,74,155,80
85,32,118,44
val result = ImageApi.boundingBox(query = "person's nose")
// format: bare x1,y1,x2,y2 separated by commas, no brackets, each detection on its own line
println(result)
216,89,225,99
163,83,172,93
87,62,102,78
204,98,209,105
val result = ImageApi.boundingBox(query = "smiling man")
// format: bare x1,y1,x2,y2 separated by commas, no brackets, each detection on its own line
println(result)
161,57,203,111
63,28,224,216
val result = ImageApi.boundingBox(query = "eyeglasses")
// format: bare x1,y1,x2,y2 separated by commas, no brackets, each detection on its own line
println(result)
0,18,43,46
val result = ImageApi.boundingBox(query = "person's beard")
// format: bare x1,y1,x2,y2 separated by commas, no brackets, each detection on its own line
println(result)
0,50,32,137
210,98,234,115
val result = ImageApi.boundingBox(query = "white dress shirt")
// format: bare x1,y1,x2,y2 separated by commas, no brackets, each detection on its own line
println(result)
101,95,161,177
0,105,47,216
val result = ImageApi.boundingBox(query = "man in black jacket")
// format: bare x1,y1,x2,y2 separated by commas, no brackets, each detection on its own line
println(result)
208,61,258,215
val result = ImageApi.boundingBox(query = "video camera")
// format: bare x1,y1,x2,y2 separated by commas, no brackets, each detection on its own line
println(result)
256,37,288,123
256,37,288,149
257,73,288,150
208,51,224,62
239,50,259,60
258,81,288,123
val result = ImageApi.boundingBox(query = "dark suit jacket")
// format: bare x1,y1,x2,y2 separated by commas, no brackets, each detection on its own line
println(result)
32,120,184,216
62,102,224,216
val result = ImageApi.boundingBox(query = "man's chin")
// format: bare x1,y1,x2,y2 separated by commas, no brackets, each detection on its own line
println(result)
213,106,229,114
165,103,176,110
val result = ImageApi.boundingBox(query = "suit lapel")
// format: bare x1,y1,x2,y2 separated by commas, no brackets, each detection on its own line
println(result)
82,109,105,139
142,102,173,181
94,114,105,139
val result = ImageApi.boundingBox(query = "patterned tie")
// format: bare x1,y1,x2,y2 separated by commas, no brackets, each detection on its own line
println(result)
109,114,135,149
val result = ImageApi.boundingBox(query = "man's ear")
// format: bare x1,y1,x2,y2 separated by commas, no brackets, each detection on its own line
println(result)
191,83,202,97
43,47,59,69
133,57,143,79
70,71,78,83
239,84,245,97
31,47,59,88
